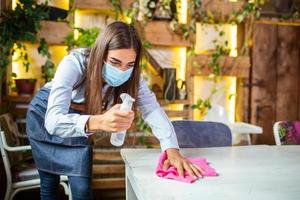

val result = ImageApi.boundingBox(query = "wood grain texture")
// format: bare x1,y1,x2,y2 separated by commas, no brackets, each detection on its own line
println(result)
202,0,245,19
92,178,125,189
138,21,191,47
187,54,250,78
276,26,300,121
74,0,133,10
39,21,73,45
251,23,300,145
251,23,278,145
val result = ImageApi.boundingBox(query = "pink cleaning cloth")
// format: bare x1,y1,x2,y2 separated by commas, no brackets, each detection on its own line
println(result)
155,152,218,183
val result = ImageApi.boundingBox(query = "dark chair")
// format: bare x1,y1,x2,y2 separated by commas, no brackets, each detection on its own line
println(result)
172,120,232,148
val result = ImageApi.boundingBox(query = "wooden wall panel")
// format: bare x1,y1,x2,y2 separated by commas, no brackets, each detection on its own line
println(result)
251,23,278,145
187,55,250,78
251,23,300,145
39,21,73,45
276,26,300,121
138,21,191,47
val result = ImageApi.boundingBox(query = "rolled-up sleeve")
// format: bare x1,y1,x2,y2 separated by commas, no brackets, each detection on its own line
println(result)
44,54,91,138
137,78,179,151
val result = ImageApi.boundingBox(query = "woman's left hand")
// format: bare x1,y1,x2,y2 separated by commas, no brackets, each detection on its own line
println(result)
164,148,204,180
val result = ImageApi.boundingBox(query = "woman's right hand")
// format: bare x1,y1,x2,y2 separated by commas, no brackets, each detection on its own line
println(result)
87,104,135,133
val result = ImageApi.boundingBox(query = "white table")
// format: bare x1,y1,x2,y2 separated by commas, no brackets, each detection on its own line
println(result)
121,145,300,200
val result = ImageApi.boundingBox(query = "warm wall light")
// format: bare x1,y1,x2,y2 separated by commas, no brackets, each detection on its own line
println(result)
74,10,115,39
193,76,237,122
12,45,21,77
38,0,69,10
195,23,237,57
177,0,187,24
227,76,237,123
230,25,237,57
12,0,17,9
74,10,81,39
13,0,69,10
11,44,68,89
173,47,186,81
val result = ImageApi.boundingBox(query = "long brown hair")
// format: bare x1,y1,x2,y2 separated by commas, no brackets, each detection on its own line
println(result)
84,21,142,115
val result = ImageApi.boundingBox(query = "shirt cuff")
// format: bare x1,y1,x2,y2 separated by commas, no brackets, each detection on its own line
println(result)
75,115,92,137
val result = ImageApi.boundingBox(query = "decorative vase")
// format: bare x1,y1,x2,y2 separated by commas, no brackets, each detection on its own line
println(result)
163,68,176,101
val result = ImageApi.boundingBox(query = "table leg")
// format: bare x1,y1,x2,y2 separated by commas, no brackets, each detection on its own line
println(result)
125,166,138,200
247,134,252,145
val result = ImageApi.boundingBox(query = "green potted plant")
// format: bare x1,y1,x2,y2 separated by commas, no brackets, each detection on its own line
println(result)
0,0,55,98
64,27,100,51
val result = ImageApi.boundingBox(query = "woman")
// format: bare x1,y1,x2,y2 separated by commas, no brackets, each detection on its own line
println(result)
26,21,203,199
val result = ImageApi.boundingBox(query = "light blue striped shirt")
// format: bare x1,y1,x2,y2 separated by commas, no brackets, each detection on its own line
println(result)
43,49,179,151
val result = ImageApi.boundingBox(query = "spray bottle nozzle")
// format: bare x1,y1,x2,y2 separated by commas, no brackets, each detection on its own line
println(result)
120,93,135,112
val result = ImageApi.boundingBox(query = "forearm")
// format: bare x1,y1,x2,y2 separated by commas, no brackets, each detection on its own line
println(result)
143,107,179,152
44,111,91,137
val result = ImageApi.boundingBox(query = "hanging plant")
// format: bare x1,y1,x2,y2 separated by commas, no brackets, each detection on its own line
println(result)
0,0,56,86
107,0,271,120
64,27,101,51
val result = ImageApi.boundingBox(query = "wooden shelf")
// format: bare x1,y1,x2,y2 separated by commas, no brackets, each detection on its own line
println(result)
93,164,124,175
74,0,133,11
256,17,300,26
3,95,33,103
202,0,245,19
187,54,251,78
158,99,190,106
138,21,191,47
39,21,73,45
92,178,125,189
165,110,190,119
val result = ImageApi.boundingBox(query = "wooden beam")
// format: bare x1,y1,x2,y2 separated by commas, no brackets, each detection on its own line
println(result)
251,23,278,145
165,110,190,119
0,0,11,11
92,178,125,189
74,0,133,10
201,0,245,19
256,18,300,27
3,95,32,103
187,55,250,78
93,164,125,175
158,99,190,106
39,21,73,45
93,150,122,162
276,26,300,121
138,21,191,47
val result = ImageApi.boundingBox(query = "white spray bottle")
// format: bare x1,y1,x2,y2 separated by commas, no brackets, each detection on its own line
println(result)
110,93,135,146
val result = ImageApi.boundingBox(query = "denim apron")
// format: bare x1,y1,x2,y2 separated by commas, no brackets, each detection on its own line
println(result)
26,86,93,177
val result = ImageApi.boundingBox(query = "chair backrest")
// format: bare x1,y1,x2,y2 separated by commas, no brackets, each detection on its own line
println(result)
0,131,13,185
0,113,22,165
0,113,21,146
273,121,300,146
172,120,232,148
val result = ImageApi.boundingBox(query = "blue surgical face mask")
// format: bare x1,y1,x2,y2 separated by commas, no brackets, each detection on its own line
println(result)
102,62,134,87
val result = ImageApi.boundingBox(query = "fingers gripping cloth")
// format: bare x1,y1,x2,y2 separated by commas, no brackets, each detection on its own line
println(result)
155,152,218,183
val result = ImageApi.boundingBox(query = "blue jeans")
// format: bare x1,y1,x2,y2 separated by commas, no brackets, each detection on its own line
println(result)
38,170,92,200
